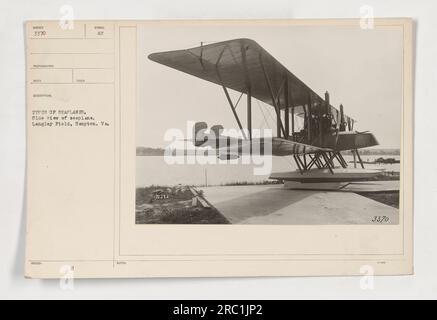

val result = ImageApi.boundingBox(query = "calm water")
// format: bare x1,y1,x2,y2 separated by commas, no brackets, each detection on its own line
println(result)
136,154,400,187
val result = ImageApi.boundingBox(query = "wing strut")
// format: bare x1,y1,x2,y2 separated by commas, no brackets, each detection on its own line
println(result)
220,83,247,140
240,42,252,141
307,93,312,142
215,45,247,140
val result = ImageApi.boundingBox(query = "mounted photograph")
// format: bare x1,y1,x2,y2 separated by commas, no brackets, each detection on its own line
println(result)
136,23,403,225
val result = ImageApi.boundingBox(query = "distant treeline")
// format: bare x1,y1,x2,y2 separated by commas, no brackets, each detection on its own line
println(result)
136,146,400,156
136,147,165,156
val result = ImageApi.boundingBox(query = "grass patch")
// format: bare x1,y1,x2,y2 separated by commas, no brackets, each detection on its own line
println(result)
357,191,399,208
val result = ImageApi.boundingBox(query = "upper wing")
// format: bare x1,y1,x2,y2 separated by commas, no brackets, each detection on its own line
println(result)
148,38,354,123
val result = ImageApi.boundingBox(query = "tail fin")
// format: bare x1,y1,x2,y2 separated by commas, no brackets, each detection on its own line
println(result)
210,125,224,138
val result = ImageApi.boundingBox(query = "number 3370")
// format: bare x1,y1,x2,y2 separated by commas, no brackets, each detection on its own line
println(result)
371,216,389,223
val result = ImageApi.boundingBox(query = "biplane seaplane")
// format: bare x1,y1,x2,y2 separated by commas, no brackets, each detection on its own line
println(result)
149,38,380,182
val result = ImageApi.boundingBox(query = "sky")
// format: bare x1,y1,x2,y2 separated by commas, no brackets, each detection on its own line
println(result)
137,22,403,149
